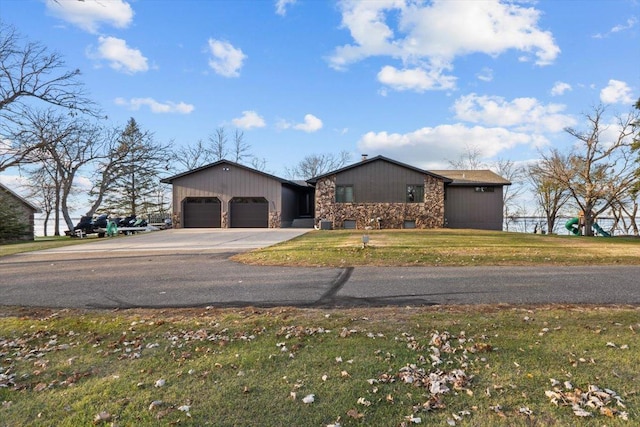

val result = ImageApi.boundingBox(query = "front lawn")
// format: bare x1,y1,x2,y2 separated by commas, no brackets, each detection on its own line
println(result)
233,229,640,267
0,305,637,426
0,236,97,258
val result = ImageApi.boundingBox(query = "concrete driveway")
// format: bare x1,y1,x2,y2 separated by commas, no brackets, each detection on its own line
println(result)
37,228,311,254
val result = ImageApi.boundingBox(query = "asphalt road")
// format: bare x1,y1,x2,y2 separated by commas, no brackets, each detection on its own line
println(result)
1,229,639,309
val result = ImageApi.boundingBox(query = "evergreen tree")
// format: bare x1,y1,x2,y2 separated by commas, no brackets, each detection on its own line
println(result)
0,193,29,242
103,118,170,216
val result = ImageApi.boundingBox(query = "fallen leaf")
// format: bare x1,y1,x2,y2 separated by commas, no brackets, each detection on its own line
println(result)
357,397,371,406
347,408,364,419
93,411,111,424
148,400,163,411
519,406,533,416
572,405,592,417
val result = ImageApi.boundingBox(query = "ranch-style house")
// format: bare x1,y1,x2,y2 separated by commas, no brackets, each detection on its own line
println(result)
160,155,511,231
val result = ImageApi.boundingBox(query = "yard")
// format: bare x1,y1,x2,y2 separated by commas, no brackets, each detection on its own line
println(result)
1,229,638,425
1,305,638,426
233,229,640,267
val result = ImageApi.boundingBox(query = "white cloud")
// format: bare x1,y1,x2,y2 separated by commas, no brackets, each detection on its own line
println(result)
92,36,148,73
275,0,297,16
45,0,133,33
600,79,634,104
114,97,194,114
453,93,576,133
295,114,323,132
550,81,572,96
593,16,638,38
357,124,545,169
278,114,323,132
232,110,266,129
377,65,456,92
329,0,560,92
207,38,246,78
476,67,493,82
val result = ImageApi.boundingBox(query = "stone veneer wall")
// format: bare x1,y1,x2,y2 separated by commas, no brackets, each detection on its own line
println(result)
314,175,445,229
269,211,281,228
221,211,228,228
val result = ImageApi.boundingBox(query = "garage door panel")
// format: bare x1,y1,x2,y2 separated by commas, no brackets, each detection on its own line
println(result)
230,197,268,228
183,197,221,228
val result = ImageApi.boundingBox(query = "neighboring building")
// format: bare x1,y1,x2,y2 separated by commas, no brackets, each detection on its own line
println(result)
161,156,511,231
307,156,452,229
0,182,41,241
431,170,512,230
160,160,314,228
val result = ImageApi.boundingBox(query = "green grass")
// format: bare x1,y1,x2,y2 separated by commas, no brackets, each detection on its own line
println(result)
233,229,640,267
0,236,97,257
0,306,638,426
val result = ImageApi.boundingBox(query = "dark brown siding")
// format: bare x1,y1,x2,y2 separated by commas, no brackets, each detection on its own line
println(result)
335,161,427,202
170,164,282,228
281,185,297,226
444,186,504,230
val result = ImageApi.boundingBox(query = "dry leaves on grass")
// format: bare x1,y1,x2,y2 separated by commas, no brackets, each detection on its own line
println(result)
379,330,486,423
545,382,628,420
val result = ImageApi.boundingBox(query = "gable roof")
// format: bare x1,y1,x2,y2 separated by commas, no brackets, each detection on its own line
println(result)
429,170,511,186
306,155,452,184
160,159,303,186
0,182,42,212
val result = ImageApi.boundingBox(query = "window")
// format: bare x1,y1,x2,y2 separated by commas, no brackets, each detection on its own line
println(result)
406,185,424,203
474,186,494,193
336,185,354,203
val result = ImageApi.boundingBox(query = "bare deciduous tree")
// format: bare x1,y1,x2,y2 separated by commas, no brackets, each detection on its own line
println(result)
447,145,488,170
631,97,640,194
208,127,228,161
493,158,524,231
0,22,98,172
527,153,571,233
232,129,251,164
285,151,352,180
539,105,637,236
171,139,211,172
23,111,107,233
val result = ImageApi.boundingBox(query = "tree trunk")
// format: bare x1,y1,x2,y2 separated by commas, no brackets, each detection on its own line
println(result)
43,211,50,237
582,210,595,237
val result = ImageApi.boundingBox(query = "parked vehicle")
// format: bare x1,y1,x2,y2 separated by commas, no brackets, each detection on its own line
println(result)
71,213,148,237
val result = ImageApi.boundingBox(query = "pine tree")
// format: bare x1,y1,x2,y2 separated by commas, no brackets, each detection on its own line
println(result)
102,118,170,216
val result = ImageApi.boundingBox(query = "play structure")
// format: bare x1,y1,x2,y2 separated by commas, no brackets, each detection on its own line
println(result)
564,214,611,237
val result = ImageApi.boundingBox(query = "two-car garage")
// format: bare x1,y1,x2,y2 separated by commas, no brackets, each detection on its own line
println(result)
162,160,306,230
182,196,268,228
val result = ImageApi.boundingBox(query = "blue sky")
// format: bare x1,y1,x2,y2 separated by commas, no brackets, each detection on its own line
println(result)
1,0,638,181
